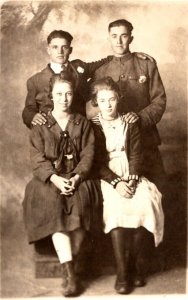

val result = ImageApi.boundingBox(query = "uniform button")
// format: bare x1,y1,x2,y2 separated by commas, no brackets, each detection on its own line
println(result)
120,74,125,78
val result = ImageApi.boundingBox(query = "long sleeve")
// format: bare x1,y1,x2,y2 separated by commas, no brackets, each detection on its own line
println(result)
137,61,166,128
72,120,95,180
126,122,142,176
92,124,120,184
84,56,113,77
71,56,113,79
22,78,39,128
30,126,56,182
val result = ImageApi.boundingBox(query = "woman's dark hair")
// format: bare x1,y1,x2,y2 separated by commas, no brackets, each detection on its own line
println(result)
90,77,121,107
49,72,75,100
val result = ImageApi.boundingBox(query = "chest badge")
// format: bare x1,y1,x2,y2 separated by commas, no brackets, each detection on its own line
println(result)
139,75,147,83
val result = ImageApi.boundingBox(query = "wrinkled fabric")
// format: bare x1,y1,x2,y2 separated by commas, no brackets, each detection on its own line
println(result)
23,113,103,243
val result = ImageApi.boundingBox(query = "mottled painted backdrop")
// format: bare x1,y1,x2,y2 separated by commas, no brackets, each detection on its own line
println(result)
1,0,187,297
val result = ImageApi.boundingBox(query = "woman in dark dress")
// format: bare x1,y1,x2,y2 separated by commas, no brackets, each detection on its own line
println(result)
23,72,101,296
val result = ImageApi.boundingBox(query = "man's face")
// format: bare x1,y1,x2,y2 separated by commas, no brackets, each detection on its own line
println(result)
47,37,72,64
108,25,133,57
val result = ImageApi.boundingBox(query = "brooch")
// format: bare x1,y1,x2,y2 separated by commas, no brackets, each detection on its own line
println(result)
139,75,147,83
77,66,84,73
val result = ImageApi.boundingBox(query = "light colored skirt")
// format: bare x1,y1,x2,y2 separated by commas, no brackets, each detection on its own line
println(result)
101,152,164,247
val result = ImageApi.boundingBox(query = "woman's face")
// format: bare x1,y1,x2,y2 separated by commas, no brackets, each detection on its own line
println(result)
52,81,73,112
96,89,118,119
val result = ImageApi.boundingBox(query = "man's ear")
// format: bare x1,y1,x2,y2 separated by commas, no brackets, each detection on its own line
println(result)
69,47,73,54
129,36,134,44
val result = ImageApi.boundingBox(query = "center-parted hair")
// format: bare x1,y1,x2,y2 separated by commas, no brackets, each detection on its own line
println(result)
49,72,75,100
90,77,121,107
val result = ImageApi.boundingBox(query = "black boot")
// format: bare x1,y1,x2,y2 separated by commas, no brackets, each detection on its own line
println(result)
111,228,132,294
62,261,78,297
132,227,154,287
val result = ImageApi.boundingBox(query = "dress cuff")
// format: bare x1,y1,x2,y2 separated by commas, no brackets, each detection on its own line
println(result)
128,175,139,181
110,177,122,188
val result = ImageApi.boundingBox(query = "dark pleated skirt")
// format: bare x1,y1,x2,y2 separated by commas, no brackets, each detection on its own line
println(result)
23,177,103,243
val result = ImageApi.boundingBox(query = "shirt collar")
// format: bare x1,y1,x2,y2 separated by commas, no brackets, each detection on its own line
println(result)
50,62,69,74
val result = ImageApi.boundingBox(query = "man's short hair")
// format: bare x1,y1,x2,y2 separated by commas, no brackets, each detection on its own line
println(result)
47,30,73,44
108,19,133,34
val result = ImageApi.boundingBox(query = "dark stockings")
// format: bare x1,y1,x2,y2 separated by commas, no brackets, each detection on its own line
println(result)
70,228,86,257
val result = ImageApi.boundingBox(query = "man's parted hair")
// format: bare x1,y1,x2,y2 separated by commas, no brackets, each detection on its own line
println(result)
47,30,73,45
108,19,133,34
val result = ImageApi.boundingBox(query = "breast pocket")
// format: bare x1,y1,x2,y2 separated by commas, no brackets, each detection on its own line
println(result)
128,74,148,84
127,74,148,93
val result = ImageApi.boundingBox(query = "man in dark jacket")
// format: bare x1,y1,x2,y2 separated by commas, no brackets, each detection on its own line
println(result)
88,19,166,189
22,30,115,128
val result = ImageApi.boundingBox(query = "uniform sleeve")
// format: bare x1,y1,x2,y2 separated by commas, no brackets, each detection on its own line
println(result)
74,56,113,78
30,126,56,182
127,122,142,177
22,77,39,128
72,120,95,180
137,61,166,128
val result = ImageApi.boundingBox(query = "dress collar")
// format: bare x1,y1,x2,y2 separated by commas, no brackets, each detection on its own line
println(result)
45,111,82,128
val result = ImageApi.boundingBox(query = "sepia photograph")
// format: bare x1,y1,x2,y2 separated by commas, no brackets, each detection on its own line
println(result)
0,0,187,298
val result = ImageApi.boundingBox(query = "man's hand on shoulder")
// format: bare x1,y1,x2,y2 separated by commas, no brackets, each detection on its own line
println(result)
133,52,156,63
123,112,140,124
31,113,47,126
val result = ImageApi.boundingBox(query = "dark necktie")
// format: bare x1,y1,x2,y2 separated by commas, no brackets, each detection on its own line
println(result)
61,64,67,72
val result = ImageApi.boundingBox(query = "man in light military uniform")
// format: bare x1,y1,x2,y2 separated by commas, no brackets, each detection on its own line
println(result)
88,19,166,189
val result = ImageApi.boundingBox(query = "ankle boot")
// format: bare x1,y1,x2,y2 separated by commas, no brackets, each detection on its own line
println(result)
62,261,78,297
115,278,131,294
